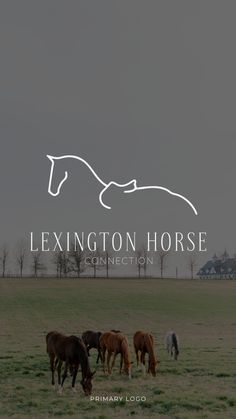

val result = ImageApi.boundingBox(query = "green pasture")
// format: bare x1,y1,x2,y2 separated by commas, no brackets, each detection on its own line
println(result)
0,278,236,418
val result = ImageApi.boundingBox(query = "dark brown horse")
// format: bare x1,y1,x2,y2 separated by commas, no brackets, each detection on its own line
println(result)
46,331,95,395
82,330,102,364
100,331,132,378
133,331,158,377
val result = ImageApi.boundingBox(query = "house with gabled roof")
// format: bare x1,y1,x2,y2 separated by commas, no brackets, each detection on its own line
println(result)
197,250,236,279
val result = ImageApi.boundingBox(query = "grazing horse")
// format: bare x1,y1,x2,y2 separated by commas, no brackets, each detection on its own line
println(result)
46,331,95,395
82,330,102,364
100,332,132,378
133,331,158,377
166,331,179,360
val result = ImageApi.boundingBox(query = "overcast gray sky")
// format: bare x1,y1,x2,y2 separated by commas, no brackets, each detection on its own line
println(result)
0,1,236,275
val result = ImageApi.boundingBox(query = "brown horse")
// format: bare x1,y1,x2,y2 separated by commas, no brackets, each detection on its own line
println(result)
100,331,132,378
46,331,95,395
82,330,121,364
133,331,158,377
82,330,102,364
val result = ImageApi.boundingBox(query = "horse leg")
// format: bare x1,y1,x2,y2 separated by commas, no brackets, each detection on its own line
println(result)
141,352,146,376
87,345,91,357
107,351,112,374
110,352,118,373
135,348,139,366
69,364,74,375
97,348,102,364
57,360,63,385
119,353,123,374
59,362,69,394
71,365,78,393
49,354,55,386
102,348,106,373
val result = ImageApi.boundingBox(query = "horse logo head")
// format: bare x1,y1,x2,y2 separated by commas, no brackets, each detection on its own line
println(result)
47,155,68,197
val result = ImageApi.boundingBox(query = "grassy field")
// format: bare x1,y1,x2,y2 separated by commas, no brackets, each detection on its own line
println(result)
0,278,236,419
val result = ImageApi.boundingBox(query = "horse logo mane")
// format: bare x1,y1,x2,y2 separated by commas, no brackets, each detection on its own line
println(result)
47,154,198,215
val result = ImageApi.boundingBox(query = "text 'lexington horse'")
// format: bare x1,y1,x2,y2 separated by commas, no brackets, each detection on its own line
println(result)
47,154,198,215
46,331,95,395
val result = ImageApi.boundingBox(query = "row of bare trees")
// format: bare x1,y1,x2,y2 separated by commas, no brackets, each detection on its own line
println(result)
0,241,114,278
0,241,45,278
0,241,198,278
53,248,114,278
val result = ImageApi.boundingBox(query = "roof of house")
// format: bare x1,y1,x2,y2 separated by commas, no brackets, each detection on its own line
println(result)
197,257,236,275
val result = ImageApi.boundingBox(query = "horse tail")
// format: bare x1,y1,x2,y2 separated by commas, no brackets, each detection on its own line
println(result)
144,333,156,361
81,332,87,345
172,333,179,355
46,331,58,353
121,337,130,366
97,332,102,348
121,338,128,357
99,334,106,350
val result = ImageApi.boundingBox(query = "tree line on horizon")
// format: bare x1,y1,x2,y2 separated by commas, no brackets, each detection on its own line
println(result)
0,240,198,279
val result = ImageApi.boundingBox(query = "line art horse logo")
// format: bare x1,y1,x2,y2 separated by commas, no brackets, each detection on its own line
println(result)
47,155,198,215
